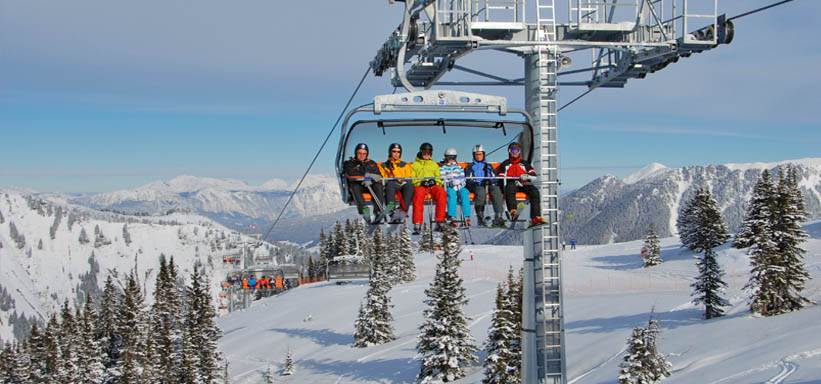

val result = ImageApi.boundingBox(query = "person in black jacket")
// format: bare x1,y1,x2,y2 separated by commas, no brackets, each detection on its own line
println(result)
343,143,385,222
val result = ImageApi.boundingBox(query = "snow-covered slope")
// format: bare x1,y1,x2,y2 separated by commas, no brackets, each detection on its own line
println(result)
217,221,821,383
560,158,821,245
0,189,289,342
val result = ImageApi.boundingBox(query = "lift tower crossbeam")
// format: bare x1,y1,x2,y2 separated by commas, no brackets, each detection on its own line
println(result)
371,1,736,383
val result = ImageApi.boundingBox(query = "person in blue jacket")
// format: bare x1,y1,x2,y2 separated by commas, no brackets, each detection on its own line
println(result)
464,144,506,227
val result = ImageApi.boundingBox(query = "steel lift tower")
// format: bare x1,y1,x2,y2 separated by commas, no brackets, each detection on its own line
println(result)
371,1,736,383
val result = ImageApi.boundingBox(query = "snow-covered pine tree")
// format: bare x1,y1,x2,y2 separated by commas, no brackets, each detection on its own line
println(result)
26,323,47,383
353,229,396,347
282,348,294,376
346,219,357,255
692,247,729,319
398,224,417,283
355,219,368,257
417,226,478,382
58,300,81,383
509,267,523,376
97,275,123,372
264,364,275,383
384,232,402,285
117,270,148,383
122,223,132,246
78,227,90,245
763,167,812,315
675,196,697,251
686,187,730,319
150,255,185,382
13,342,32,383
183,266,223,383
482,282,519,384
618,311,670,383
333,221,350,257
78,298,106,383
318,229,330,279
0,342,19,383
418,224,435,253
734,169,775,250
644,311,671,381
43,314,61,382
641,224,663,267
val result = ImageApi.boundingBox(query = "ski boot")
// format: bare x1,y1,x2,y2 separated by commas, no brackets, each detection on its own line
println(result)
362,207,373,224
412,223,422,235
528,216,546,228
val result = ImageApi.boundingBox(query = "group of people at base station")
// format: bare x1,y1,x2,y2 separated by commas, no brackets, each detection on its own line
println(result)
226,275,280,290
343,140,546,235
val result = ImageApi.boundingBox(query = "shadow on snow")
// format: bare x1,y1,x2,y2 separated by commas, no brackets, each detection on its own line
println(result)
298,357,419,383
268,327,352,347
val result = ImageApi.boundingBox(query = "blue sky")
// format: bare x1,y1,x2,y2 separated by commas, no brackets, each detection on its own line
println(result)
1,0,818,194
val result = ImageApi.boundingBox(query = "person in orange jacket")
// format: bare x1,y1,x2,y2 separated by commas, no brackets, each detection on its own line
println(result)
379,143,414,223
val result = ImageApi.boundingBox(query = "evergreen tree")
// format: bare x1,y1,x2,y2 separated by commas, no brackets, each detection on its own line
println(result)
398,224,417,283
353,229,396,347
618,311,670,383
733,169,776,250
123,223,133,246
97,275,123,372
675,196,697,251
418,224,436,253
13,342,32,384
742,167,812,316
333,221,350,257
317,229,330,279
264,364,275,383
282,348,294,376
416,227,478,382
79,227,90,245
482,282,519,384
353,219,367,256
43,314,61,382
0,342,21,384
117,270,148,383
78,298,106,383
384,232,402,285
182,266,223,383
150,255,185,382
345,219,357,255
26,324,48,383
686,187,730,319
691,248,729,319
58,300,81,382
641,224,663,267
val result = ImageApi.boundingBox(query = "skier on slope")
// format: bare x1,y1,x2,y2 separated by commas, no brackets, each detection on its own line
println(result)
411,142,447,234
343,143,385,223
464,144,506,228
496,142,545,227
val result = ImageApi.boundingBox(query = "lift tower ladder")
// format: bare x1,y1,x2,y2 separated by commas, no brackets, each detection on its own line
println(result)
371,1,738,382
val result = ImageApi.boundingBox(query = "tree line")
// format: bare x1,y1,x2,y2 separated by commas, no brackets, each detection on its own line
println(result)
0,255,223,384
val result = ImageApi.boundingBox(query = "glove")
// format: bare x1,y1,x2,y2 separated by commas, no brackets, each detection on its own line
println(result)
421,179,435,188
519,174,531,182
365,173,382,182
363,179,373,188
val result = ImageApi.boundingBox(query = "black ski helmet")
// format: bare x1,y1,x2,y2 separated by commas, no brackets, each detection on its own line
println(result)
355,143,369,153
420,142,433,152
388,143,402,153
508,142,520,150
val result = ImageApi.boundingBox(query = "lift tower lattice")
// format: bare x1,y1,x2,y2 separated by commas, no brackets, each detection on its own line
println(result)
371,1,736,383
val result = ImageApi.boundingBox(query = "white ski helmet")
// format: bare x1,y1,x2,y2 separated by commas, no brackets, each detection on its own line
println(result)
472,144,485,154
444,147,458,158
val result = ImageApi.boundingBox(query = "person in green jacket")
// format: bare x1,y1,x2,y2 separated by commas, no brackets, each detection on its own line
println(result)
411,142,447,234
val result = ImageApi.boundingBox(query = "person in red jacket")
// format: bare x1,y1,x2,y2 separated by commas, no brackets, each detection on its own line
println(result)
496,142,544,227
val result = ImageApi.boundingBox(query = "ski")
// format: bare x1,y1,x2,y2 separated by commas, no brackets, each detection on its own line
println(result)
508,202,526,231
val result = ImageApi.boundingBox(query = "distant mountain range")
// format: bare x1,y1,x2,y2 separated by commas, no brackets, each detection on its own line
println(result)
32,158,821,246
559,158,821,244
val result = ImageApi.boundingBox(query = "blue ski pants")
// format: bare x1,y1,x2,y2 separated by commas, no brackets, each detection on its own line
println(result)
446,187,471,218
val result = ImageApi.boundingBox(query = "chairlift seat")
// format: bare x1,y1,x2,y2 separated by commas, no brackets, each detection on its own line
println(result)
356,161,531,204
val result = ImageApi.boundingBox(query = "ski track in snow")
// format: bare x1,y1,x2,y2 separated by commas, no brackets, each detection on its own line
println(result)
709,348,821,384
567,345,627,384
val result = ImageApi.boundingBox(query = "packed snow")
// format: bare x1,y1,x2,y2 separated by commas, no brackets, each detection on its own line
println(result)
218,222,821,383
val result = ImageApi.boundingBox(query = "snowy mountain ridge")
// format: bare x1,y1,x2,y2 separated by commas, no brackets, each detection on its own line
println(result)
559,158,821,245
0,189,294,343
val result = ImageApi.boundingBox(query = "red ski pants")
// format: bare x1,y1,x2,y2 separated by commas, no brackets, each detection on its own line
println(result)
413,185,447,224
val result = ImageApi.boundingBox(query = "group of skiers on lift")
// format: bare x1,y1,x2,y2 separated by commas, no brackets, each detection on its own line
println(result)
343,141,544,235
